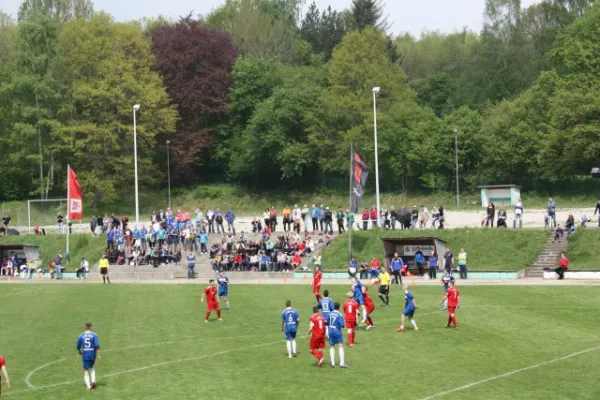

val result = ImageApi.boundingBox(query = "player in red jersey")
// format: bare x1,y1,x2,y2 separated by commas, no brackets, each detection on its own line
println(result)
201,279,222,322
362,286,376,330
307,306,327,367
442,281,460,329
0,355,10,396
343,292,359,347
311,266,323,301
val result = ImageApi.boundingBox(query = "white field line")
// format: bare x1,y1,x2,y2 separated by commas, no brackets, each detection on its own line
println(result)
11,339,288,397
418,345,600,400
24,333,263,389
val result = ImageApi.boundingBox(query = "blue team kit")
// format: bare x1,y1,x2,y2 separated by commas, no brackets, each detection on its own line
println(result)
326,310,345,345
318,297,335,320
403,291,416,318
281,308,300,340
217,276,229,296
76,331,100,370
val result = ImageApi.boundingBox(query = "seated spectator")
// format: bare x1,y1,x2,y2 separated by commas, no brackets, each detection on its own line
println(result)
497,209,507,228
77,258,89,279
260,253,271,272
249,254,259,270
359,261,369,279
212,252,223,272
565,214,575,235
233,254,243,270
306,238,315,254
370,256,380,279
239,231,248,245
292,253,302,271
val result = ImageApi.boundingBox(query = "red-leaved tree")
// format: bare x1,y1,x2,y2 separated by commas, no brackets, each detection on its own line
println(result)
151,16,237,181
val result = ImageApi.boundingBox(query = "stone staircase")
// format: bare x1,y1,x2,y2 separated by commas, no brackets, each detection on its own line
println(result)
526,233,568,278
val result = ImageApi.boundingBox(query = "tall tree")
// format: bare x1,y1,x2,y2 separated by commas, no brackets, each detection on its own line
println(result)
350,0,388,31
151,16,238,182
301,3,347,59
0,13,66,199
18,0,94,22
56,13,177,204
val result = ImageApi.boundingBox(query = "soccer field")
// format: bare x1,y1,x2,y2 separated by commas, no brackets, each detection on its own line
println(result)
2,283,600,400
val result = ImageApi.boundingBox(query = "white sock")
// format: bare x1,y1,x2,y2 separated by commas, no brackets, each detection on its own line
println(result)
362,311,368,322
292,340,297,354
330,347,336,365
400,324,404,329
411,319,418,329
91,369,96,383
286,341,292,357
339,347,345,365
84,375,91,389
444,299,448,309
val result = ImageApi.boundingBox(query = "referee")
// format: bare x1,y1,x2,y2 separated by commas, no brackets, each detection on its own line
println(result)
377,268,390,307
98,254,111,284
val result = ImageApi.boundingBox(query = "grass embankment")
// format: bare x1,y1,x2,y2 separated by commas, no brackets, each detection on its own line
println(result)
0,233,107,268
566,229,600,270
4,183,600,226
322,228,549,271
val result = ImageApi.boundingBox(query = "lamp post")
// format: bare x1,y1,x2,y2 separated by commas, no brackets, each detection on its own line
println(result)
453,128,460,208
166,140,171,209
372,87,381,226
133,104,141,229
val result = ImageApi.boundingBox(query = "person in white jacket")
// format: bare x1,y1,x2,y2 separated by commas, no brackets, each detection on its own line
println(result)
513,198,524,228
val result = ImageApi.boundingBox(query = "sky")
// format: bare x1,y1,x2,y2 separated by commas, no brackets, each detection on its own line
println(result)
2,0,540,36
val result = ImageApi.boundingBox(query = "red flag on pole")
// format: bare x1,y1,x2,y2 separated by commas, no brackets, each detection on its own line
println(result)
68,166,83,220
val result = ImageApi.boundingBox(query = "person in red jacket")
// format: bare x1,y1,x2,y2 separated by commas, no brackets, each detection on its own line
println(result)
555,253,569,280
370,206,378,228
361,208,369,230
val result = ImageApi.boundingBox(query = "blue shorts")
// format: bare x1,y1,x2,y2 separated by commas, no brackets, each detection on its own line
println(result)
218,289,228,297
284,329,297,340
82,359,96,370
354,295,365,305
328,331,343,345
403,307,415,318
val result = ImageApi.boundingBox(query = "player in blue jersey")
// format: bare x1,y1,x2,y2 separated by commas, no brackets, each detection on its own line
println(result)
441,272,455,310
350,277,368,324
281,300,300,359
396,285,419,332
76,322,101,390
217,271,230,309
326,302,347,368
317,290,335,321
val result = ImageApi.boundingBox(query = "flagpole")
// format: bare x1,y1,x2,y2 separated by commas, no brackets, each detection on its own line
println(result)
66,165,70,267
348,142,353,263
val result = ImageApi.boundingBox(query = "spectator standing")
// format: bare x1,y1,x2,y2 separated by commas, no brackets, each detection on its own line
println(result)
215,208,225,234
90,217,97,237
319,205,326,232
283,205,291,232
438,206,445,230
485,203,495,228
419,206,430,229
324,207,333,234
54,254,63,280
390,253,403,284
547,198,557,228
302,204,309,233
336,209,345,234
345,209,355,232
513,197,524,228
269,206,278,232
390,206,398,230
410,206,418,229
207,208,215,234
225,210,236,235
443,248,454,274
428,255,438,279
362,208,369,230
187,253,195,279
292,205,302,234
431,206,440,229
1,215,9,235
555,253,568,280
311,204,319,233
595,200,600,227
458,248,468,279
414,248,425,276
57,213,64,233
348,257,358,278
370,206,378,228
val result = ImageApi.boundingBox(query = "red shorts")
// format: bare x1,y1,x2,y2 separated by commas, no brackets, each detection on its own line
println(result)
313,285,321,295
366,305,375,314
309,335,325,349
207,302,220,311
345,319,357,329
448,306,456,314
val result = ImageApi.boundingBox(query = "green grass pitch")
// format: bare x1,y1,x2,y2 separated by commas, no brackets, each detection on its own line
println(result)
2,283,600,399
